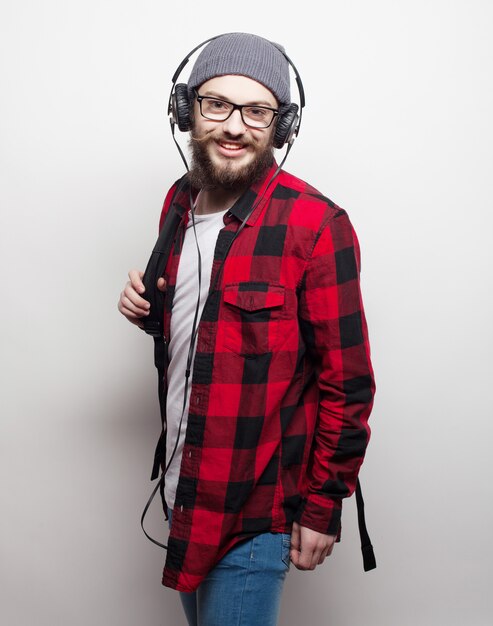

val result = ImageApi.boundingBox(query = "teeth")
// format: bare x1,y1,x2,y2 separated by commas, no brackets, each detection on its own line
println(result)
220,142,242,150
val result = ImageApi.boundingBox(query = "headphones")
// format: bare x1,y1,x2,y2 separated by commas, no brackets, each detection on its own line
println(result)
167,34,306,151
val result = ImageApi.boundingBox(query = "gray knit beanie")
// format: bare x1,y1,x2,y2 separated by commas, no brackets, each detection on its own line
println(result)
187,33,291,107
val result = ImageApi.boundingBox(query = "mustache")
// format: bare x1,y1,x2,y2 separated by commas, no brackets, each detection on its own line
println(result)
189,129,257,148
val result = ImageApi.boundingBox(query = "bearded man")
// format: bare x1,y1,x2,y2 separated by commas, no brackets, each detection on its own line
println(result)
118,32,375,626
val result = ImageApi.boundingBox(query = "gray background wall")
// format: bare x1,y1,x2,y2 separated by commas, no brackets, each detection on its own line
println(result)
1,1,492,624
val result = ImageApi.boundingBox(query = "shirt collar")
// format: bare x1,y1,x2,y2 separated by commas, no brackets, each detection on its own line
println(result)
228,162,280,226
171,162,281,227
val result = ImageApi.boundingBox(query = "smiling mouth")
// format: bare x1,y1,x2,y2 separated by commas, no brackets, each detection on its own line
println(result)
216,140,248,156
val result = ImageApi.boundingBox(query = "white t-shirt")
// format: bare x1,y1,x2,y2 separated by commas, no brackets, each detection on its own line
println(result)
165,208,228,509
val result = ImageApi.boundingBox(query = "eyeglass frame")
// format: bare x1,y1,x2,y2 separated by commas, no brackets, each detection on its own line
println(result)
193,89,279,129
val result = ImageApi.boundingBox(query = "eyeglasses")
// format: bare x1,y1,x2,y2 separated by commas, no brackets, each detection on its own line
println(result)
194,90,279,129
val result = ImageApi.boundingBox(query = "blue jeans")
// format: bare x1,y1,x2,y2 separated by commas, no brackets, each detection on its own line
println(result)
168,509,290,626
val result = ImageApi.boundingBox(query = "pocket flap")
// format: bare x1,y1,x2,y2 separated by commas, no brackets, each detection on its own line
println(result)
223,283,285,311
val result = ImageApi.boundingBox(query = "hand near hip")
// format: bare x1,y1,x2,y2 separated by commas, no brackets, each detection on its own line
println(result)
290,522,336,570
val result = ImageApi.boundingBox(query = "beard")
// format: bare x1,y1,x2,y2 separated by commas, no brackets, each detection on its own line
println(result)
187,131,274,193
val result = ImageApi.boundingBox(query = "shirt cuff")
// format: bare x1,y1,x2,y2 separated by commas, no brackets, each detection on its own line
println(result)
295,494,342,538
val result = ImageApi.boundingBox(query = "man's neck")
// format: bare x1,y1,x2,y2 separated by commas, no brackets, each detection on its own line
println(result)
194,187,243,215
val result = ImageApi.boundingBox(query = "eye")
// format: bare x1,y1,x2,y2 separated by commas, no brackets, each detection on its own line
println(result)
245,106,269,120
208,99,229,111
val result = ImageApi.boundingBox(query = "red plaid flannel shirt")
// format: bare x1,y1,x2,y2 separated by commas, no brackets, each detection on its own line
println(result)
157,163,375,592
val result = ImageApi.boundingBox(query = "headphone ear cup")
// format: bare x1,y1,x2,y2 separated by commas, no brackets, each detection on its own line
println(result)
170,83,192,132
273,103,299,149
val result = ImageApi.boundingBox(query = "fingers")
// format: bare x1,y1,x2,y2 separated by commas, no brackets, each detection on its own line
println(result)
118,269,149,324
118,291,148,321
290,524,336,571
118,270,168,327
290,522,301,568
128,269,145,294
120,282,149,316
291,522,319,570
129,269,167,293
296,541,322,570
318,545,330,565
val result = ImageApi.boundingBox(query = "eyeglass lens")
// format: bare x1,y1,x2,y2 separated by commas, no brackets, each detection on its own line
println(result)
199,97,275,128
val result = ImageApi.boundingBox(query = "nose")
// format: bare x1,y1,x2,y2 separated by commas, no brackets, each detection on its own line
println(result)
221,108,246,136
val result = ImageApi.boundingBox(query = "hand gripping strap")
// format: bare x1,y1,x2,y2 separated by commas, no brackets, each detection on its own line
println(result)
142,209,182,339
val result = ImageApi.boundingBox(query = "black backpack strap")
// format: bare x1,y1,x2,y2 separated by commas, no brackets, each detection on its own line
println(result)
142,203,183,339
355,478,377,571
142,198,183,481
139,179,191,548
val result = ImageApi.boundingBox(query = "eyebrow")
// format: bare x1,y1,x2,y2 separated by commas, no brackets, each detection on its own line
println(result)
200,90,277,109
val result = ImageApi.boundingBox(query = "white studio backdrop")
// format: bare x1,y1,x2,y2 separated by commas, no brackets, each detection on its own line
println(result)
1,1,492,625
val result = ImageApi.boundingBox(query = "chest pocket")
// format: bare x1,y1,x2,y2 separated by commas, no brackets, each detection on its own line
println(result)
222,282,285,356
